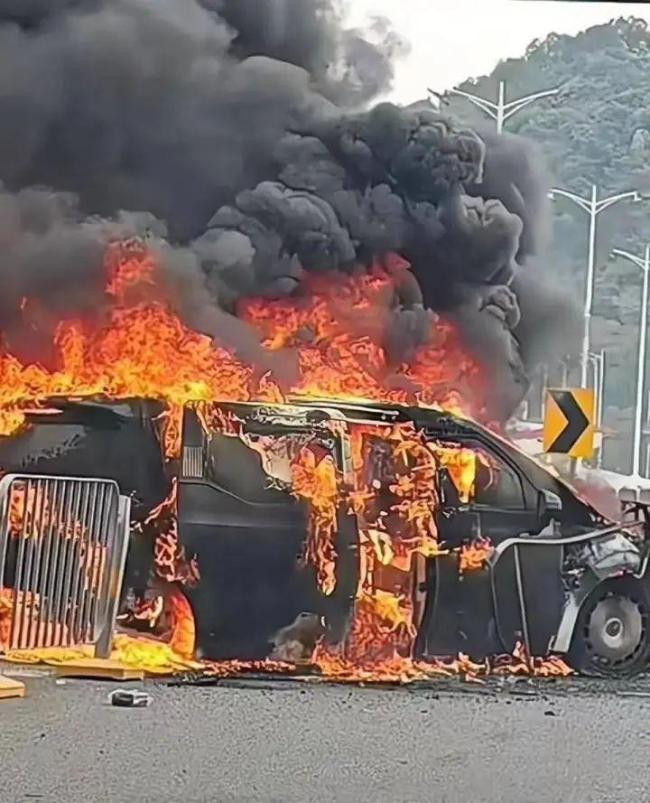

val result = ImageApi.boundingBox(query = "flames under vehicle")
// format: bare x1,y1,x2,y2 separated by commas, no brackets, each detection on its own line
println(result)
2,398,650,678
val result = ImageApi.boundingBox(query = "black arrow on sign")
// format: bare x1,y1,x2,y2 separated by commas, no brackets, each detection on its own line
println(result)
548,390,590,453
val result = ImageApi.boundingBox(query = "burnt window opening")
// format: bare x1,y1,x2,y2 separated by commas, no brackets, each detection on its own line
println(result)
203,432,297,505
364,436,395,489
436,439,527,511
201,424,337,507
473,451,524,510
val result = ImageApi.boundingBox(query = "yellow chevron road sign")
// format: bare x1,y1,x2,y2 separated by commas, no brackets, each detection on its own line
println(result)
543,388,595,459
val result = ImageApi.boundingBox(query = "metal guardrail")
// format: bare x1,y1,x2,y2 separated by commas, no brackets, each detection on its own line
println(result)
0,474,131,658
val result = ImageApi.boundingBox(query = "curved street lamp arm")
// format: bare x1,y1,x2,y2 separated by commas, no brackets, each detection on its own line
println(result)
611,248,647,272
596,191,641,215
446,88,498,119
548,188,591,215
502,87,562,120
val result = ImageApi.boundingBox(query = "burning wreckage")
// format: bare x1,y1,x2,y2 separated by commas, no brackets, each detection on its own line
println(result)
0,250,649,681
2,384,650,681
0,0,649,683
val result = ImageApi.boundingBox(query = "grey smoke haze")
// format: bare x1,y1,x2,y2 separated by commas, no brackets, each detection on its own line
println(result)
0,0,573,420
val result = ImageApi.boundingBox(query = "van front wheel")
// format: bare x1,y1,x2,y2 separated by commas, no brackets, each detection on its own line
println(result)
569,579,650,677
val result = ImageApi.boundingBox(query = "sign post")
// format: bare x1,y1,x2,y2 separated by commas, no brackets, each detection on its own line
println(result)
543,388,596,462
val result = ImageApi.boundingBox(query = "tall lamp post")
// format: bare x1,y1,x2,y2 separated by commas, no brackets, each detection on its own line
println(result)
588,350,606,429
548,186,643,387
435,80,561,134
611,245,650,482
589,349,606,469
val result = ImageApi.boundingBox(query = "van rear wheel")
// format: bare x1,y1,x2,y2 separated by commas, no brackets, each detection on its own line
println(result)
569,579,650,677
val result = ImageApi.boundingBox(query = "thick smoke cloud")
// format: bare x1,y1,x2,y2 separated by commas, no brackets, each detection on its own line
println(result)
0,0,571,420
211,0,407,107
0,0,330,238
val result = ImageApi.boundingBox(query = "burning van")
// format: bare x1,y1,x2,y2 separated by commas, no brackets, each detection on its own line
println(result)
2,396,650,678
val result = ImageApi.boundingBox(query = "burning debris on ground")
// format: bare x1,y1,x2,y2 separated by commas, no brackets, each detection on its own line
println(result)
0,1,647,690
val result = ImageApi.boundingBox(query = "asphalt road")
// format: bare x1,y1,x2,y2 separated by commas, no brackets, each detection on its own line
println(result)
2,671,650,803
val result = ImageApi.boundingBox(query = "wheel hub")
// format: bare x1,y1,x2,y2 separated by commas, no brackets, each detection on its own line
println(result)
587,594,645,664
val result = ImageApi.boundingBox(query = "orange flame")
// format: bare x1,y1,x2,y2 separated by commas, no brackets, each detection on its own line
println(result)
0,588,12,650
0,243,483,416
0,240,567,683
0,410,27,437
458,537,493,575
0,588,74,651
432,444,479,504
147,480,200,587
155,405,183,462
121,596,165,630
165,587,196,659
290,445,339,596
489,641,573,678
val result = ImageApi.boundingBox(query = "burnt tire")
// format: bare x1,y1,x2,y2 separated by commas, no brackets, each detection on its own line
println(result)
569,578,650,678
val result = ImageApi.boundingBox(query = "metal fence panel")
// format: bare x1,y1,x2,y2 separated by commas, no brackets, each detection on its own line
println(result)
0,474,131,658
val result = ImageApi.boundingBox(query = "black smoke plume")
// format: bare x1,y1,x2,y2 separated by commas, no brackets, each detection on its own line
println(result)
0,0,574,420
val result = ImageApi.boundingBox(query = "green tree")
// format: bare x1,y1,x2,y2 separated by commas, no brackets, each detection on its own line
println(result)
442,17,650,471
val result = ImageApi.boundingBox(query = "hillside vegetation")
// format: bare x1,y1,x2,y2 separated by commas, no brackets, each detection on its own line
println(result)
443,17,650,471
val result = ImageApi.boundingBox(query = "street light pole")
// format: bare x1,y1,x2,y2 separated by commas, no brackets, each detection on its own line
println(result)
588,353,601,427
589,350,606,469
597,348,606,469
612,245,650,481
560,358,570,388
429,80,561,134
597,351,604,431
540,363,549,421
588,350,606,429
548,186,642,387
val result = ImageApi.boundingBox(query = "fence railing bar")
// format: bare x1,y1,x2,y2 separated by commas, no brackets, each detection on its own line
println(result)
17,479,38,649
23,479,43,649
10,480,31,649
43,479,66,648
52,479,76,645
37,479,62,648
62,480,85,647
0,475,12,602
69,481,94,644
95,494,131,658
92,484,111,640
79,482,101,643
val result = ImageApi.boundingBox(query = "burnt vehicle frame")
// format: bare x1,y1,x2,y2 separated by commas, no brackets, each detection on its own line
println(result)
2,398,650,676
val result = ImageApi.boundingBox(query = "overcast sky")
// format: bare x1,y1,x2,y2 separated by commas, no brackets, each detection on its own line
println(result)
346,1,650,102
